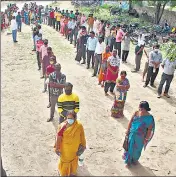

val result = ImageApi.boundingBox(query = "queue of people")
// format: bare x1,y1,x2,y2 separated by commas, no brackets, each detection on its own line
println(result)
2,3,176,176
31,6,158,172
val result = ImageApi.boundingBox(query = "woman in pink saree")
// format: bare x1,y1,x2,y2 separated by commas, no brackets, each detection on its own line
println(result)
104,50,120,96
60,16,65,35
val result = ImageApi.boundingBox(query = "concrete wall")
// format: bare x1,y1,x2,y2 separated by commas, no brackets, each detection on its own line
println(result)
134,5,176,26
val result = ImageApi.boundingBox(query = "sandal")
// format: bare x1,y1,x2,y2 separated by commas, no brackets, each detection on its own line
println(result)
164,93,170,98
47,118,53,122
47,103,51,108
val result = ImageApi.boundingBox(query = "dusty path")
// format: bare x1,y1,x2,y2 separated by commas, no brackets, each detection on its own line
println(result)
1,1,176,176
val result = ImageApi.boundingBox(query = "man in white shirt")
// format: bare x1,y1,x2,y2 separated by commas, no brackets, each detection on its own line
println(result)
104,22,111,46
69,18,77,44
67,18,74,41
13,10,18,17
86,31,98,69
92,37,106,77
157,58,176,98
93,17,100,37
11,16,18,43
144,44,163,88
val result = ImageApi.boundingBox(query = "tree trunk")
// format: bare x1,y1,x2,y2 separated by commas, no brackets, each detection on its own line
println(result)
158,2,168,24
155,1,168,24
129,0,132,11
155,2,161,24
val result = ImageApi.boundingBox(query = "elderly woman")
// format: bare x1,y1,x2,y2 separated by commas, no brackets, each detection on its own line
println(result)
98,45,111,87
111,71,130,118
123,101,155,167
54,110,86,176
104,50,120,96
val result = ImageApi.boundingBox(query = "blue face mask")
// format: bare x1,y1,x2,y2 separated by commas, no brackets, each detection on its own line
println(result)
67,119,74,125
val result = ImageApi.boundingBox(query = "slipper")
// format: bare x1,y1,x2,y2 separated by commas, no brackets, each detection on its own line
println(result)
47,118,53,122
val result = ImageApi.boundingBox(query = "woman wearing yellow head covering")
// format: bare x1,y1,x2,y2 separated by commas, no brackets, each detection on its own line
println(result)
54,110,86,176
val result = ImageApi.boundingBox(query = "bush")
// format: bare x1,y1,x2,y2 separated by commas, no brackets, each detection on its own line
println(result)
161,42,176,61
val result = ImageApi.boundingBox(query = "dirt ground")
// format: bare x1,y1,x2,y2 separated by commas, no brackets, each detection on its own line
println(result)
1,1,176,176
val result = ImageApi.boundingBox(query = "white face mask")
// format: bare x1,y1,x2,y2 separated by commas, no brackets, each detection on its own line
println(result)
154,49,159,53
67,119,74,125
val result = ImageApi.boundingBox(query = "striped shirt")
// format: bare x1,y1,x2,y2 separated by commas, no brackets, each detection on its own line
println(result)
49,72,66,96
57,93,80,118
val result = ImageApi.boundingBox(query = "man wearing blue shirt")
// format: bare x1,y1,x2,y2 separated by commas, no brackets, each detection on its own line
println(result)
16,12,22,32
86,31,98,69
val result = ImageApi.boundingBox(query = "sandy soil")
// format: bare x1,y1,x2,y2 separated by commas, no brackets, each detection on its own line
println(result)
1,1,176,176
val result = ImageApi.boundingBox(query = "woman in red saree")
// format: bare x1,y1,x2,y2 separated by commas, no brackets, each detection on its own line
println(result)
60,16,65,35
104,50,120,96
98,46,112,87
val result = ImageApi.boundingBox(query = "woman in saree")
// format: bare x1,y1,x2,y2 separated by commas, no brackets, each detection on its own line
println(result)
104,49,120,96
98,46,111,87
123,101,155,167
54,110,86,176
111,71,130,118
63,16,69,38
60,15,65,35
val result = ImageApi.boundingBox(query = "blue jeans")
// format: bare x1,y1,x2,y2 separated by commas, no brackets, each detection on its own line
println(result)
17,22,22,32
12,30,17,42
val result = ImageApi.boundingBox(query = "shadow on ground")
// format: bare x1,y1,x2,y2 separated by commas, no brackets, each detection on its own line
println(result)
128,162,156,176
77,165,93,176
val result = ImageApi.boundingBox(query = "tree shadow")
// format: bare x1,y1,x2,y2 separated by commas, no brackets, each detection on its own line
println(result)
147,86,176,107
77,165,93,176
128,162,156,176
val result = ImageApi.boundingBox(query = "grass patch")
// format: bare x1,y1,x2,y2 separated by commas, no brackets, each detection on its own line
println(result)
78,6,151,27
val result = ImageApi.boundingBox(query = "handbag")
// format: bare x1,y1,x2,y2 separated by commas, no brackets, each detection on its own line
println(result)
76,144,85,156
123,135,129,151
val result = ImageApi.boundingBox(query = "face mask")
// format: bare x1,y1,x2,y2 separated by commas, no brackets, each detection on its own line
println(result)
67,119,74,125
65,90,72,95
154,49,159,53
106,49,110,53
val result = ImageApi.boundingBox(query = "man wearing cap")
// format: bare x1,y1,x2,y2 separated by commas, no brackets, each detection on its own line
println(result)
47,63,66,122
57,82,79,123
86,31,98,69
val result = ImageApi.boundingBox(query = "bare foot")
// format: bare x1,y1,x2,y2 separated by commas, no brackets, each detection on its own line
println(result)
125,163,131,168
132,161,138,165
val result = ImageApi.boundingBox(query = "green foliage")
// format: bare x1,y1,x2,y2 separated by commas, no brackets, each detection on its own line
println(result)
100,4,111,9
161,42,176,61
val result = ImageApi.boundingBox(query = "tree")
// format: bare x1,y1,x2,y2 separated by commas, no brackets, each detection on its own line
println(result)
154,0,169,24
